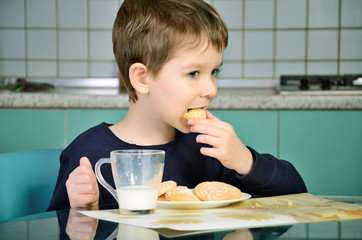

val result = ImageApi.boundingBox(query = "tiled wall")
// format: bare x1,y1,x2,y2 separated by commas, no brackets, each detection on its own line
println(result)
0,0,361,87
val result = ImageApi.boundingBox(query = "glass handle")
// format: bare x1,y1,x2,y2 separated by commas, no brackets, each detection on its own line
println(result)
95,158,117,202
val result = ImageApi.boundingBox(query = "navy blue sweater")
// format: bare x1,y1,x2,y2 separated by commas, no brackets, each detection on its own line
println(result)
47,122,307,211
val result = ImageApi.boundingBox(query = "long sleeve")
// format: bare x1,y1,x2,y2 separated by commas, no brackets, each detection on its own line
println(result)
230,147,307,196
47,154,72,211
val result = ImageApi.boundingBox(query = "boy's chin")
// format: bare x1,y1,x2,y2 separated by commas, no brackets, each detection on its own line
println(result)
177,124,192,134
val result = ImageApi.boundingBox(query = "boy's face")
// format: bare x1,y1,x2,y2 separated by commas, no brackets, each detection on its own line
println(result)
147,40,224,133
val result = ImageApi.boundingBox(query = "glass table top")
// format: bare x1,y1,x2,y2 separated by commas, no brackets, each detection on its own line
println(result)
1,196,361,240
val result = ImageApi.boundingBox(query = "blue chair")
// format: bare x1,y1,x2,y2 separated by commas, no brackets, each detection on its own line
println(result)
0,149,62,222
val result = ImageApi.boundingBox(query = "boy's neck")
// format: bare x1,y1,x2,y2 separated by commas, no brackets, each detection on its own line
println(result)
109,103,176,146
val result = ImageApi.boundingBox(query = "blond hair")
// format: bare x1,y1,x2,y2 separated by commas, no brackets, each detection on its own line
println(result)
112,0,228,102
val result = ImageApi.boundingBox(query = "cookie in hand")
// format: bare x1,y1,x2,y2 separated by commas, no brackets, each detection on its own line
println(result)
184,108,206,120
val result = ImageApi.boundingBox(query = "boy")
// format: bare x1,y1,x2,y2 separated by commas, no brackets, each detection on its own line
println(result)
48,0,306,211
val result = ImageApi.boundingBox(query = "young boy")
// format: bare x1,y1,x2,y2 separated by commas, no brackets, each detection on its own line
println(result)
48,0,306,211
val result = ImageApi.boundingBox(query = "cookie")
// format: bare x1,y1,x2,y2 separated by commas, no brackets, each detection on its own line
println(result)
184,108,206,120
194,181,242,201
157,195,168,201
158,180,177,196
165,186,200,201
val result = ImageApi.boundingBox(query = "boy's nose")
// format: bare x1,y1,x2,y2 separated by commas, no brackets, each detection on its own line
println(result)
200,78,217,99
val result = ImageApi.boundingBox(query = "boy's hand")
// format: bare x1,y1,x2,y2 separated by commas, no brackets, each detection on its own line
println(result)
188,111,254,175
66,157,99,208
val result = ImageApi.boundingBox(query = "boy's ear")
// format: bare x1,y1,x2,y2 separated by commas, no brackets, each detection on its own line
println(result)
129,63,150,95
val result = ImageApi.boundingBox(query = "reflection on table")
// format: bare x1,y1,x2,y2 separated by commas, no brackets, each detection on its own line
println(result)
59,208,290,239
1,209,361,239
0,195,361,240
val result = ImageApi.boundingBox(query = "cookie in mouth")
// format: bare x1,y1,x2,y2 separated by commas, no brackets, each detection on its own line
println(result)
184,108,206,120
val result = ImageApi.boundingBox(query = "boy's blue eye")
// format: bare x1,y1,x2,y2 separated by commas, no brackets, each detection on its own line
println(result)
211,69,220,76
188,71,199,78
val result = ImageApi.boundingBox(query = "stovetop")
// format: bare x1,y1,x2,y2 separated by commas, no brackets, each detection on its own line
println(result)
279,74,362,95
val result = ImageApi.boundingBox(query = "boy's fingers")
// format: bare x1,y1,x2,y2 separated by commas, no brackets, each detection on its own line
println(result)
191,123,225,137
206,110,219,120
80,157,92,168
196,134,221,147
73,183,98,194
200,146,220,159
68,157,96,183
67,157,99,208
69,157,93,178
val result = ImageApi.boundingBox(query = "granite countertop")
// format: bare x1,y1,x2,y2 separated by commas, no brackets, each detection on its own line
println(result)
1,88,362,110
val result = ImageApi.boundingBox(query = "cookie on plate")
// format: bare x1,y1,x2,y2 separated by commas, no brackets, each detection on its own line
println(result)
158,180,177,196
165,186,200,201
194,181,242,201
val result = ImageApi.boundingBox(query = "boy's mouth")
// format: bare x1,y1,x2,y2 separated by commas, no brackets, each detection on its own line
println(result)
186,107,206,113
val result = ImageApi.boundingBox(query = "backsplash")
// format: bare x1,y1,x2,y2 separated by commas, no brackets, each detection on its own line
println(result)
0,0,361,87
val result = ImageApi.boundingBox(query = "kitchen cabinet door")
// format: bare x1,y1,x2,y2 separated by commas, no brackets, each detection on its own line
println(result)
279,110,362,196
66,108,128,146
212,110,278,156
0,109,65,153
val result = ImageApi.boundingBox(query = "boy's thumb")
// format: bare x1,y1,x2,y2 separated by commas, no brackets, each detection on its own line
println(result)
80,157,92,167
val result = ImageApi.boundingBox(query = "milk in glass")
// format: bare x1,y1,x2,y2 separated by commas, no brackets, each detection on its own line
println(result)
117,185,158,210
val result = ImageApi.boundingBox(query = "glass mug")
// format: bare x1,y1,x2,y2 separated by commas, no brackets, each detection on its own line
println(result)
95,150,165,214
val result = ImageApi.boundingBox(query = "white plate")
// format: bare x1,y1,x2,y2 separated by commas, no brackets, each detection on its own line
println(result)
157,192,251,209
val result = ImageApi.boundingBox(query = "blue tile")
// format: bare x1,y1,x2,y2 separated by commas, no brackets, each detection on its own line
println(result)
340,30,362,60
308,0,339,28
244,31,274,60
245,0,274,29
276,0,307,28
308,30,338,60
341,0,362,27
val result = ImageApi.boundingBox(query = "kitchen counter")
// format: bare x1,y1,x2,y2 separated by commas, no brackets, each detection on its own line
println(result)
1,88,362,110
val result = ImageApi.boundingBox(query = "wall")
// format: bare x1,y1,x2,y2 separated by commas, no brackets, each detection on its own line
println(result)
0,0,362,86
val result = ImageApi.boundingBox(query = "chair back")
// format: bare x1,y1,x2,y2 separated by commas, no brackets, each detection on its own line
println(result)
0,149,62,222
